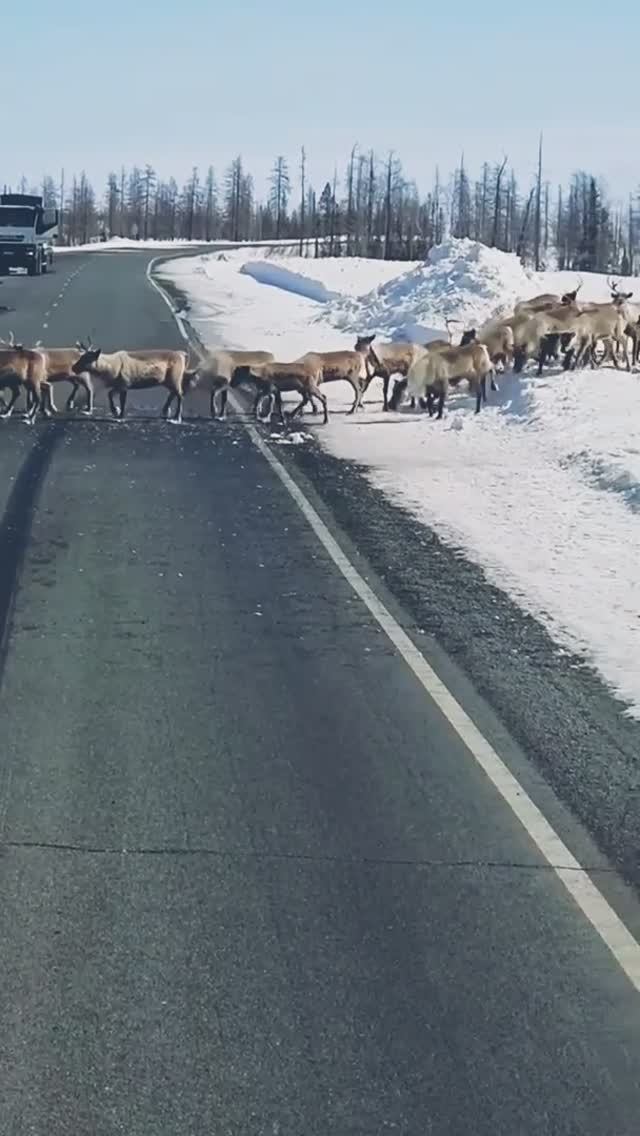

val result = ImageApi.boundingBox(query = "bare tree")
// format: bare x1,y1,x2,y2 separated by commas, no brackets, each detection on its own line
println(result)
299,146,306,255
516,186,535,260
142,164,156,240
490,155,508,247
106,172,119,238
534,134,543,270
269,155,291,239
204,166,218,241
346,144,357,255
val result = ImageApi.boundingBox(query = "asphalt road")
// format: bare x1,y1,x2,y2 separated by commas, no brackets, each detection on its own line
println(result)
0,250,639,1135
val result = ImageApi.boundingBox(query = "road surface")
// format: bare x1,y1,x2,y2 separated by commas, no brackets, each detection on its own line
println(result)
0,251,639,1135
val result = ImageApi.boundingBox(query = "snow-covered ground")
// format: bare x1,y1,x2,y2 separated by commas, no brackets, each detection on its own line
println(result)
55,236,332,254
161,239,640,718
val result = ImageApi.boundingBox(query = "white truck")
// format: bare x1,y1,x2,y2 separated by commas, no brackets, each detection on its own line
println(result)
0,193,58,276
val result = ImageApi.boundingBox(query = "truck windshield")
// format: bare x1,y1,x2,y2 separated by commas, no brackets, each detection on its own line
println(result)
0,207,35,226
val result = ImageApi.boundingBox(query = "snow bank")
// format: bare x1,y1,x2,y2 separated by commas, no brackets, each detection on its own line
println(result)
325,238,535,342
237,254,412,302
55,235,309,254
320,372,640,719
162,239,640,716
239,261,341,302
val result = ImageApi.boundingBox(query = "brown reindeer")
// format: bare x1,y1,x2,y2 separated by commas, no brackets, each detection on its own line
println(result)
188,348,275,419
461,320,514,372
231,358,327,423
389,341,495,418
32,346,94,416
0,338,48,423
295,338,372,413
71,344,190,421
356,336,428,410
514,278,583,315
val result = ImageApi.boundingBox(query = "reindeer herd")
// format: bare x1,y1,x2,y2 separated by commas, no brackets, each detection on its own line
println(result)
0,276,638,427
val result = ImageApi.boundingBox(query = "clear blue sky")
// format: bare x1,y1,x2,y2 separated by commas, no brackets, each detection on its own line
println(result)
7,0,639,202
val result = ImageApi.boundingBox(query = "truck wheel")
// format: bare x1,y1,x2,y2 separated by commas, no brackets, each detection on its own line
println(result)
27,253,41,277
42,258,48,274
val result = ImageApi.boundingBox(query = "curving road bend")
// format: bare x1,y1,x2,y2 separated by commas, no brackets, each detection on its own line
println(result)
0,251,639,1134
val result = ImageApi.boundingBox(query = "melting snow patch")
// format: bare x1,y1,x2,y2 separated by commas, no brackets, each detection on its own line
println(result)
269,431,314,446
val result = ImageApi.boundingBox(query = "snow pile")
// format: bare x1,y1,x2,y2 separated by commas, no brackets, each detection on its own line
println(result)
325,238,535,342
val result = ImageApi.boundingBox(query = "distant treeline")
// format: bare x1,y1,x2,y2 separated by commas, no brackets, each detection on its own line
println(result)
9,144,636,272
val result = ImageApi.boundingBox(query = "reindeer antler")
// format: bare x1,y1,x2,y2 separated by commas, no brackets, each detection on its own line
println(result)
607,276,620,296
445,316,463,344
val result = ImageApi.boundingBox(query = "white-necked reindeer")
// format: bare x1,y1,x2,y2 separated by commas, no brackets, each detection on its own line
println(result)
71,339,191,421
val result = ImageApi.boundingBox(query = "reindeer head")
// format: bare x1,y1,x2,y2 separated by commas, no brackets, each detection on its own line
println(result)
460,329,477,346
0,331,24,351
607,277,633,306
355,333,381,374
355,333,376,353
561,275,583,305
72,338,101,374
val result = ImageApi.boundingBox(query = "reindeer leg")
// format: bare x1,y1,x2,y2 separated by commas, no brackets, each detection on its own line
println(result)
475,377,485,413
288,393,307,420
108,389,120,418
273,387,286,425
309,382,328,424
171,390,183,424
65,381,79,412
437,391,446,420
82,376,94,415
382,374,390,411
348,379,363,414
218,387,228,419
161,390,175,419
118,388,127,419
0,385,20,418
41,382,56,418
25,385,39,425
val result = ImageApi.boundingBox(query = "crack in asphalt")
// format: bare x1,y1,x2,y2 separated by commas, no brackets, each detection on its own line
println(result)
0,837,615,872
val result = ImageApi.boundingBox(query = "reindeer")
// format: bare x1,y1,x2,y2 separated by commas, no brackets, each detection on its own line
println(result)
0,334,48,423
461,320,513,372
231,358,328,423
623,307,640,368
188,348,275,419
71,341,190,421
388,341,494,418
295,338,372,413
356,336,428,410
563,279,633,371
509,303,585,373
513,278,583,316
31,344,94,417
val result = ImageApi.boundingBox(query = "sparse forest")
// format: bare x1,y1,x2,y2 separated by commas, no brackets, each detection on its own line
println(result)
12,144,637,273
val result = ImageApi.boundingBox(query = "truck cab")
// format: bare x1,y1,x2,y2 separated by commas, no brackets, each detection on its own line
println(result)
0,193,59,276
